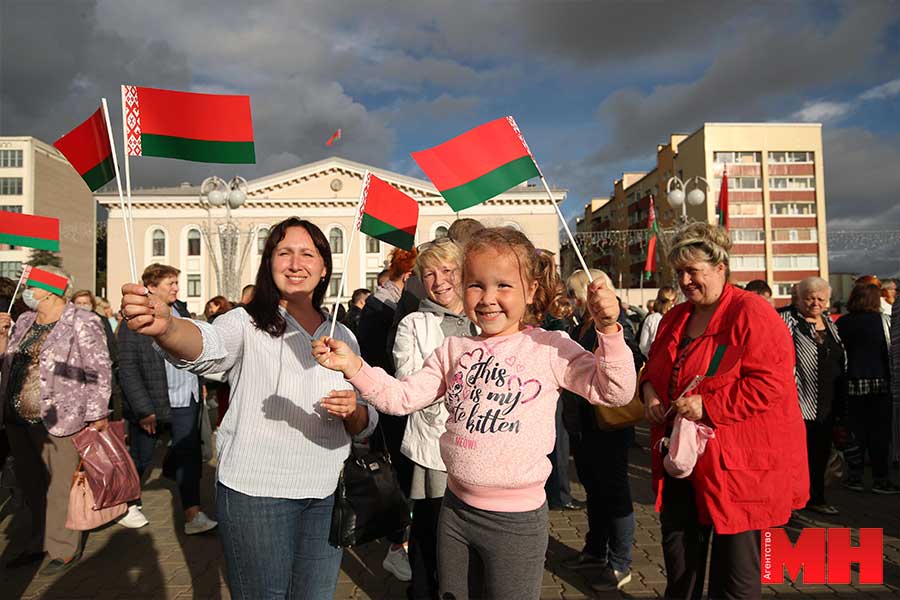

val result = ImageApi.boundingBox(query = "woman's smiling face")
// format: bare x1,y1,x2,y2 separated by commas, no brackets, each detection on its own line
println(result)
271,226,328,300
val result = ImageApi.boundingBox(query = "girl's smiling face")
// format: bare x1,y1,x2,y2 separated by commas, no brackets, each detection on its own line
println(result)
463,246,537,337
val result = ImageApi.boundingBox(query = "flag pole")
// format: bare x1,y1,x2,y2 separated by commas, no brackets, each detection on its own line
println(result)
328,171,369,339
5,266,29,316
102,97,138,283
538,175,592,281
120,86,138,284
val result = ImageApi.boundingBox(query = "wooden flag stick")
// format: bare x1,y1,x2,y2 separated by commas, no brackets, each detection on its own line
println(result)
328,171,370,339
5,266,29,316
102,97,137,283
538,175,592,281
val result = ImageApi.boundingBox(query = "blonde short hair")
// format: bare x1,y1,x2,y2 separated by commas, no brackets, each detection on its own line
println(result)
668,222,732,273
565,269,614,304
415,238,463,279
33,264,74,300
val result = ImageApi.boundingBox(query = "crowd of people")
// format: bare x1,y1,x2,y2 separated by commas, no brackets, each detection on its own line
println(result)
0,217,898,599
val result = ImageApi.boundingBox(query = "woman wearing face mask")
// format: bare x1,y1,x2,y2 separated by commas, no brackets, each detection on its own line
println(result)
0,266,112,575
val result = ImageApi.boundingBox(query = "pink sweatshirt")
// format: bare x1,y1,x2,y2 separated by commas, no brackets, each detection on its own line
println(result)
348,326,636,512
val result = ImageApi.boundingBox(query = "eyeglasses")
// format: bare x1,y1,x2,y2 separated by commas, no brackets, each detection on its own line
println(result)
416,237,458,252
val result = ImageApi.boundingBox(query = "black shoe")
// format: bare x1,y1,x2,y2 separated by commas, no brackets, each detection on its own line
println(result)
872,480,900,495
561,552,607,570
591,567,632,591
549,499,585,511
5,551,44,569
40,554,80,576
843,477,865,492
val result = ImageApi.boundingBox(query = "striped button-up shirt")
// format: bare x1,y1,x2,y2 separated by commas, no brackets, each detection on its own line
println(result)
165,307,378,499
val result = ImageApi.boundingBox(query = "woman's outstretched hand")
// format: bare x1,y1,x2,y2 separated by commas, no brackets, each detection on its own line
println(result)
312,336,363,378
120,283,172,338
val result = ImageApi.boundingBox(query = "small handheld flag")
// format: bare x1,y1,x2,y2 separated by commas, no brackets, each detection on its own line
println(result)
53,106,115,192
25,266,68,296
326,128,342,147
0,211,60,252
359,174,419,251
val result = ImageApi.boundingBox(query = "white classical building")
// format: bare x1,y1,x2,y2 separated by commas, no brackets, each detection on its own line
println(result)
97,157,565,315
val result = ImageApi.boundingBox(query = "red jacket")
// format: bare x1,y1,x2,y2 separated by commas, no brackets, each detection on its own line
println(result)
642,284,809,534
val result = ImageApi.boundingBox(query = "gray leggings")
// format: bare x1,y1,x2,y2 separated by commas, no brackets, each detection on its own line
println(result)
438,490,549,600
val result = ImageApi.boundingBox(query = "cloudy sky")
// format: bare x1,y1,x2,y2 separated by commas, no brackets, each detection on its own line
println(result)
2,0,899,274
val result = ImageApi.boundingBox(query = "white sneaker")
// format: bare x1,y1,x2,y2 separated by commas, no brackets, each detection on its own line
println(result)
184,511,218,535
117,505,149,529
382,545,412,582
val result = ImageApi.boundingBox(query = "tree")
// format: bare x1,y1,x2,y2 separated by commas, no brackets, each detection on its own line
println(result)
26,249,62,268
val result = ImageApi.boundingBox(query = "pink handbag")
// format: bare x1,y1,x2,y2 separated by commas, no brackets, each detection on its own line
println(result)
71,421,140,510
65,461,127,531
663,415,716,478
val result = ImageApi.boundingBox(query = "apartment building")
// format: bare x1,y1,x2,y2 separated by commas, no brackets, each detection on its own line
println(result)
0,137,96,291
563,123,827,306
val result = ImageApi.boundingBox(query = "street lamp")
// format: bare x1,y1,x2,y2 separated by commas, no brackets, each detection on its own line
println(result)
666,175,709,223
198,175,254,301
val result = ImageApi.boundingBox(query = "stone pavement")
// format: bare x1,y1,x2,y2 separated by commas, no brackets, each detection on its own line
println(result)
1,424,899,599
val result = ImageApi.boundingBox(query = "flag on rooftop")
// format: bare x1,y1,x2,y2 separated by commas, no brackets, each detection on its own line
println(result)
326,128,342,146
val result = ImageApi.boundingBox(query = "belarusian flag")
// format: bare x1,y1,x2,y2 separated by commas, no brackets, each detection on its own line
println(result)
53,106,115,191
358,173,418,250
411,116,541,211
0,211,60,251
123,85,255,164
718,168,729,230
643,195,658,280
25,266,68,296
326,128,342,146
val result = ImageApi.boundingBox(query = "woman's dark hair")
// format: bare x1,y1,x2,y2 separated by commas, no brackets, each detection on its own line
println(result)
244,218,332,336
847,283,881,314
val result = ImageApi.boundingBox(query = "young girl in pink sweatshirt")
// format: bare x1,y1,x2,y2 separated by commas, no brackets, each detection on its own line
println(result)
314,227,636,599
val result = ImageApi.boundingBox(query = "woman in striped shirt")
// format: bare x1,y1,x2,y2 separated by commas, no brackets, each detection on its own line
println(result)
120,217,377,600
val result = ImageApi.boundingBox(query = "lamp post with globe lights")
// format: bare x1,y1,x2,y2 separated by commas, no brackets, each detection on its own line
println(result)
666,175,709,223
198,175,255,301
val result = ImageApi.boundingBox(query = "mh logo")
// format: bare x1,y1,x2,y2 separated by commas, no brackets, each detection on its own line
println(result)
761,528,883,585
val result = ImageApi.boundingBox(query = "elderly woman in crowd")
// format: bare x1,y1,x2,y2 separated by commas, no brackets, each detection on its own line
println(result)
837,284,900,494
642,223,808,599
0,267,111,575
780,276,846,515
639,286,677,359
120,218,377,598
561,269,641,593
392,237,476,598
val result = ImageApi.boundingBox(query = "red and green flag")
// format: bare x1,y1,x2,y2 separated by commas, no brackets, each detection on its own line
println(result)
326,128,342,146
643,195,659,280
411,116,541,211
0,211,60,251
358,173,418,250
123,85,255,164
53,106,115,191
23,266,68,296
718,168,729,230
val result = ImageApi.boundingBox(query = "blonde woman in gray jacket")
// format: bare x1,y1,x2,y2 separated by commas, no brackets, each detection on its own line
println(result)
392,237,476,599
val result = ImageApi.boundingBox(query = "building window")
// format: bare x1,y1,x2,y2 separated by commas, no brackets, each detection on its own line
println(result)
769,176,815,190
731,255,766,270
772,228,818,242
0,204,22,213
771,202,816,216
187,274,201,297
366,272,379,291
257,227,269,254
329,228,344,254
187,229,201,256
776,282,797,297
768,151,813,163
328,273,342,298
435,226,449,239
0,177,23,195
731,203,764,216
774,255,819,270
151,229,166,256
725,176,761,190
0,150,23,168
0,261,22,279
730,229,765,243
714,151,761,164
366,236,380,254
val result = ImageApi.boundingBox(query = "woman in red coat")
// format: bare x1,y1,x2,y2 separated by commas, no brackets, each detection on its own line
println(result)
641,223,808,599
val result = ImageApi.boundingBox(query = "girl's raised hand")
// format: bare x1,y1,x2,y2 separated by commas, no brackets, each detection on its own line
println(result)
586,278,620,334
311,336,363,377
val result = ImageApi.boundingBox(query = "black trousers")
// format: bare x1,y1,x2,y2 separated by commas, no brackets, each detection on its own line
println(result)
407,497,442,600
804,418,832,505
660,475,761,600
848,393,892,480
